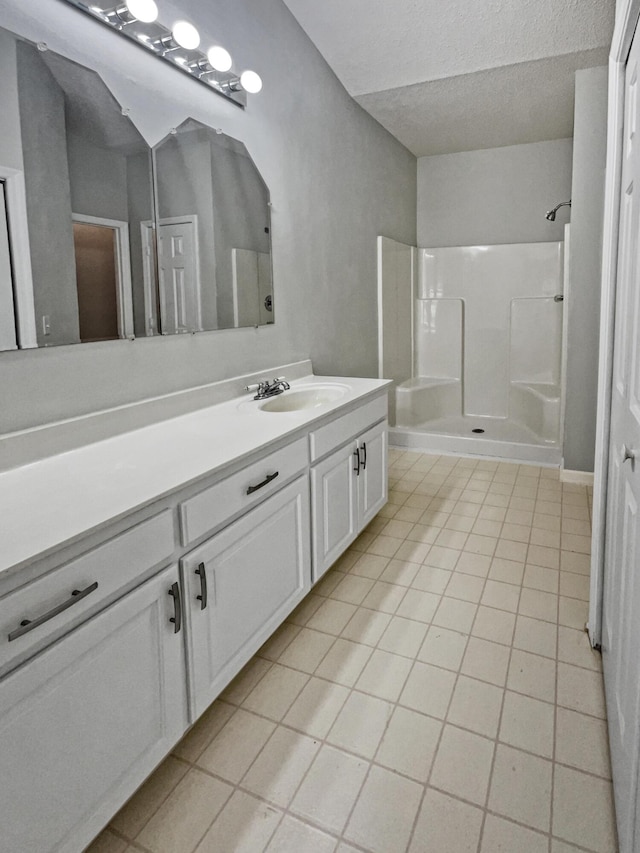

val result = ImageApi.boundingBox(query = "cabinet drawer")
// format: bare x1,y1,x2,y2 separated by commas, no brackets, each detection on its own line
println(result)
309,395,387,461
0,510,175,676
179,436,308,546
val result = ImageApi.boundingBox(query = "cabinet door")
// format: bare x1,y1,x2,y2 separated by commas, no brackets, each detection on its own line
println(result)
0,564,188,853
183,476,311,718
311,441,359,581
358,420,388,529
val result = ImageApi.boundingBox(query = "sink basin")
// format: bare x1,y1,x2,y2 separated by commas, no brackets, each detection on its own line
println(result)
259,384,348,412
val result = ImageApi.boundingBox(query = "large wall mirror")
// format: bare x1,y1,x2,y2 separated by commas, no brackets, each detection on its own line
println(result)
0,26,273,352
154,120,273,333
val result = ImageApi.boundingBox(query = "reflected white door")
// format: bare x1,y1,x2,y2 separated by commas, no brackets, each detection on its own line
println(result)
603,29,640,853
157,216,201,334
0,181,18,350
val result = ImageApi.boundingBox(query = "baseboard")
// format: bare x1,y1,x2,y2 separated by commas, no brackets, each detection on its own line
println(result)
560,469,594,485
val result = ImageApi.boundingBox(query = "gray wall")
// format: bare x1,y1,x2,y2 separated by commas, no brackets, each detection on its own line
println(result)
417,139,573,247
563,66,608,472
17,43,79,347
0,0,416,434
67,133,128,222
0,30,24,172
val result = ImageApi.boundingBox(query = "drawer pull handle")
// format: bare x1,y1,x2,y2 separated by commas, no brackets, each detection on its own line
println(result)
353,448,361,476
195,562,207,610
8,581,99,643
168,582,182,633
360,442,367,470
246,471,279,495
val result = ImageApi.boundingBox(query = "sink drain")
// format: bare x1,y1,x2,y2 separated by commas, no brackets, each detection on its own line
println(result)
472,428,485,434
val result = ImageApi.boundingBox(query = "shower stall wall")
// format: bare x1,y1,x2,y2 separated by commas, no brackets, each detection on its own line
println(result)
378,237,566,464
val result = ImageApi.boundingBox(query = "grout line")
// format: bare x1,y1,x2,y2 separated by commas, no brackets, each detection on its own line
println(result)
550,524,562,853
474,543,522,851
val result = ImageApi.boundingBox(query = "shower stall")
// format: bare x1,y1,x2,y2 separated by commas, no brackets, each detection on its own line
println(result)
378,234,568,464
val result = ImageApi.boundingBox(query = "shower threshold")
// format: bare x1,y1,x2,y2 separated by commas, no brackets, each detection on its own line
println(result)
390,415,561,465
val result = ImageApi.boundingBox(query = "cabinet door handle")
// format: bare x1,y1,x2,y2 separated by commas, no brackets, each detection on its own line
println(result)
195,562,207,610
353,448,361,475
168,582,182,633
360,442,367,470
8,581,99,642
246,471,279,495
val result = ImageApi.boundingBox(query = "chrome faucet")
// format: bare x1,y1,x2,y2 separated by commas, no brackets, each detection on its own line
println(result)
245,376,290,400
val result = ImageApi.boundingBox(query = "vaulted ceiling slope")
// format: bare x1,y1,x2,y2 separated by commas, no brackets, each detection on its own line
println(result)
281,0,615,156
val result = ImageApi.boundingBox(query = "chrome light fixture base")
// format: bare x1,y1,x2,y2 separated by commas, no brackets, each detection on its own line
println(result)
60,0,259,107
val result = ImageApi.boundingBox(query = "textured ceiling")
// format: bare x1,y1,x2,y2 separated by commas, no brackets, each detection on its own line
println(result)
281,0,615,155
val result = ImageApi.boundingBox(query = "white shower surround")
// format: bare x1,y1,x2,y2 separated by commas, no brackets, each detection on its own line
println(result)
390,241,565,464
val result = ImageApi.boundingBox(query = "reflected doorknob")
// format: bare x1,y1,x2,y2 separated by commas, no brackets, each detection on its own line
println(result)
622,444,638,464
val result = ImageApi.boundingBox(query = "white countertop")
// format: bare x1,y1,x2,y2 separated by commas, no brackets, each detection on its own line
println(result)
0,375,390,577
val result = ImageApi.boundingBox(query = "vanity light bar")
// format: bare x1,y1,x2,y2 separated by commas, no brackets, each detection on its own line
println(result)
60,0,263,108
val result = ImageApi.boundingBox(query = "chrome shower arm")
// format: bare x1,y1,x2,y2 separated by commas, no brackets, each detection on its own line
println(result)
545,200,572,221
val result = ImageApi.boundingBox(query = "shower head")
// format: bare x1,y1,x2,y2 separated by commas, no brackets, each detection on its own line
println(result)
545,200,571,221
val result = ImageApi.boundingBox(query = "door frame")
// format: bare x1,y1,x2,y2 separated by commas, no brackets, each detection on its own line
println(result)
591,0,640,647
140,221,157,336
72,213,134,340
0,165,37,348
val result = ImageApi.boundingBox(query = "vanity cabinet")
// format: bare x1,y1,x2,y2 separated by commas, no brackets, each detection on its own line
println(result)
0,376,389,852
0,563,188,853
311,418,388,580
182,476,311,718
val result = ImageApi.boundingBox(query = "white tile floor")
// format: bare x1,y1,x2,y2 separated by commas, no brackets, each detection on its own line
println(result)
88,450,618,853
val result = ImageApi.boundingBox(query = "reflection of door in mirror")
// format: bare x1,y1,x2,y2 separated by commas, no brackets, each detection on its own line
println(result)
145,216,202,335
0,180,18,351
72,215,134,343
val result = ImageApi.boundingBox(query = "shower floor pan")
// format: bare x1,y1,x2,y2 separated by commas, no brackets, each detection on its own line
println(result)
390,415,561,465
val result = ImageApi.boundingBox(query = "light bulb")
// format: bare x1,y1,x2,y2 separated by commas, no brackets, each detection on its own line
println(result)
207,45,232,72
240,69,262,94
125,0,158,23
172,20,200,50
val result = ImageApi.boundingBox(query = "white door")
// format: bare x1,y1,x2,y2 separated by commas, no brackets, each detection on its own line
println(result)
157,217,201,334
0,181,18,351
0,564,188,853
182,477,311,719
311,442,359,581
358,421,388,528
602,29,640,853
